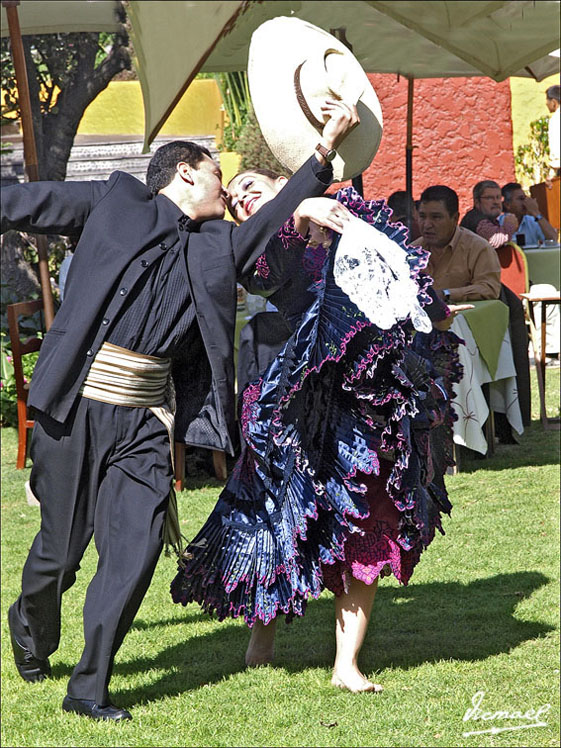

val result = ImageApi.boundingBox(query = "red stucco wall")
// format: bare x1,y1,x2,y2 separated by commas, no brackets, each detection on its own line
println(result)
356,75,515,217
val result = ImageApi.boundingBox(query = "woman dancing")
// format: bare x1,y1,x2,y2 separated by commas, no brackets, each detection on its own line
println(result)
171,169,466,692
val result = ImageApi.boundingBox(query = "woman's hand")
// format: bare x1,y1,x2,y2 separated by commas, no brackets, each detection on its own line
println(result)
432,303,474,331
294,197,351,237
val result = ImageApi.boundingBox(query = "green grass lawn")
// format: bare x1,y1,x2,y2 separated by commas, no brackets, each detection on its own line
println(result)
1,370,559,748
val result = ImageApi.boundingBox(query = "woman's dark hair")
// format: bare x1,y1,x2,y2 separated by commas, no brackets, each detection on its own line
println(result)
419,185,459,216
146,140,212,195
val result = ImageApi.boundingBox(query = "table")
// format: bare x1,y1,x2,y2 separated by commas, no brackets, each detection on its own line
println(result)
522,243,560,290
450,300,524,454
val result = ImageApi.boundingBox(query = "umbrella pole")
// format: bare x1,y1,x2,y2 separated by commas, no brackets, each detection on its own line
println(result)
3,0,55,329
405,76,414,232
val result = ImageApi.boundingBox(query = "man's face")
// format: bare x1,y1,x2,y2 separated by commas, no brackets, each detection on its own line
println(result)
504,187,527,220
546,96,558,114
475,187,502,219
417,200,458,248
188,155,227,220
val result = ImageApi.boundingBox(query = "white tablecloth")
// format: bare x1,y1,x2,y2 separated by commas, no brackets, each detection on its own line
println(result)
450,315,524,454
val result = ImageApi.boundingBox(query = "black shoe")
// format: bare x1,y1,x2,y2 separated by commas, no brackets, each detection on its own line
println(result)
8,605,51,683
62,695,132,721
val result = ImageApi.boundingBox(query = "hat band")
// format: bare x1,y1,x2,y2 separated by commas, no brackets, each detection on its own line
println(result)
294,62,324,133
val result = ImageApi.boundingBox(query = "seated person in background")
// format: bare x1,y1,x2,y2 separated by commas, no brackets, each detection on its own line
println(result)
501,183,559,365
387,190,421,241
500,182,558,245
412,185,501,302
461,180,518,248
546,84,560,178
416,185,529,439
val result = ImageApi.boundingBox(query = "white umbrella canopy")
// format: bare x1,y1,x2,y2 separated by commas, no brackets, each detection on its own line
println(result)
0,0,121,35
127,0,561,149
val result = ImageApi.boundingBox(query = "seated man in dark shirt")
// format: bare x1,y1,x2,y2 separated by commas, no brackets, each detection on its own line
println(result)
387,190,421,241
461,180,518,249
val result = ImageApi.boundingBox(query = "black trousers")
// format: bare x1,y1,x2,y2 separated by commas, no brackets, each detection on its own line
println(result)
10,397,172,705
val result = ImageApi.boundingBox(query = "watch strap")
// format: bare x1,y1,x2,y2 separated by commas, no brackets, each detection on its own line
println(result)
315,143,337,162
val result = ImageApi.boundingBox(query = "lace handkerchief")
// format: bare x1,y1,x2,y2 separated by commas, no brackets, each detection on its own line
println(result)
333,216,432,333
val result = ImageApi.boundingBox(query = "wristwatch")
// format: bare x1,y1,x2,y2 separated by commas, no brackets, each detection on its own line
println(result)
534,213,543,221
315,143,337,162
443,289,451,302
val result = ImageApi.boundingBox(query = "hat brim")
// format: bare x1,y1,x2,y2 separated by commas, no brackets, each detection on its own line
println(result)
248,17,383,181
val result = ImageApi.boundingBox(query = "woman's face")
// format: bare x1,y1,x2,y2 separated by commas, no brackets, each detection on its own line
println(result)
227,172,287,223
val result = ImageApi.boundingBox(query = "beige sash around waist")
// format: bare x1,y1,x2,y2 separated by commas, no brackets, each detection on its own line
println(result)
80,342,182,555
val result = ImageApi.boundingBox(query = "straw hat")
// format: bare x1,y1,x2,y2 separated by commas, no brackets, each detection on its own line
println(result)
248,17,383,182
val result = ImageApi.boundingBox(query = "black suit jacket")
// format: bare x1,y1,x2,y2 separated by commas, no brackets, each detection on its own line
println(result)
1,157,332,453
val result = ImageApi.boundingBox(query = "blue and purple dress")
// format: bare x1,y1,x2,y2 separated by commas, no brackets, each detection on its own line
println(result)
170,188,462,625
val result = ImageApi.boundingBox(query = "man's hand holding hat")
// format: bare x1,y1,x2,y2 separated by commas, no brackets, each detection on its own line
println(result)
248,17,383,182
314,99,360,166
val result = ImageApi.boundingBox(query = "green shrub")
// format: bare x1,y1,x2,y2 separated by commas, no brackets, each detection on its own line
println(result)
0,331,41,428
514,115,550,189
236,105,286,174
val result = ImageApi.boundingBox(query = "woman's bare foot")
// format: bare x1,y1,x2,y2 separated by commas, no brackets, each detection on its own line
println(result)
245,619,276,667
331,667,383,693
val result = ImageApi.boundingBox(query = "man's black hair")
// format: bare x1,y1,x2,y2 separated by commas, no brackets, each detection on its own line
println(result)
419,185,459,216
546,85,561,102
146,140,212,195
387,190,414,220
501,181,522,203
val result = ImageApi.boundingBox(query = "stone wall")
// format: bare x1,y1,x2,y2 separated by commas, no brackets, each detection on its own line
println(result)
0,135,218,185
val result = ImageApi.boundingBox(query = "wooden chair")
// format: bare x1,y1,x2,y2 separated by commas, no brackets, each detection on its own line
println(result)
7,299,44,469
496,242,529,298
521,291,561,430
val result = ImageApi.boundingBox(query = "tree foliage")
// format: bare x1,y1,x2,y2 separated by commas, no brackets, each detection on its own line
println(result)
236,105,285,174
1,2,132,181
514,116,550,190
0,1,133,349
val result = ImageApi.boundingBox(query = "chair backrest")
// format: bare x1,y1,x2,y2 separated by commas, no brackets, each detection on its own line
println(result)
496,242,529,298
7,300,44,407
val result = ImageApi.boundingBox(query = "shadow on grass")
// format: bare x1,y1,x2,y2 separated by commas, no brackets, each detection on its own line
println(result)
47,570,551,707
457,421,560,474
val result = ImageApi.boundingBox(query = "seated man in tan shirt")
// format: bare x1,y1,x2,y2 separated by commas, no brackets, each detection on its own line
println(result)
414,185,530,440
412,185,501,303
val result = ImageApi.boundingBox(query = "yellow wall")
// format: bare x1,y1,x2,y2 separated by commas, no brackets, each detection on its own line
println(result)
510,73,560,154
77,79,224,140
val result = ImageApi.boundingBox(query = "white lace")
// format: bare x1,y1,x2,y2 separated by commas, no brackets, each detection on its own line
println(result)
333,216,432,333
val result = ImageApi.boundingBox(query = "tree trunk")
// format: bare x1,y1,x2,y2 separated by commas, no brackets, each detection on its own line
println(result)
1,11,131,306
1,231,41,301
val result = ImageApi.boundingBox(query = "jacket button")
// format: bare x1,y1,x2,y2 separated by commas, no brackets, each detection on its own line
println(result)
86,349,94,357
159,241,167,250
119,287,128,296
141,259,149,267
102,317,110,325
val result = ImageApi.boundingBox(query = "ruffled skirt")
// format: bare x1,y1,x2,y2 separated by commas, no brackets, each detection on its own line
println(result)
171,246,462,626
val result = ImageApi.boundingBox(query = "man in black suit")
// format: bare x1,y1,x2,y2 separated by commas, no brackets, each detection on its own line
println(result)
2,101,357,721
